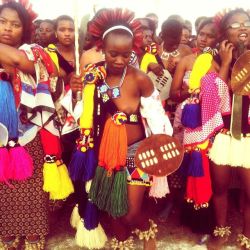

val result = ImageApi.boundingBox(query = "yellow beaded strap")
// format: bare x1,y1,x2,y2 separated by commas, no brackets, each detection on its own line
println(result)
213,226,231,238
24,236,45,250
237,234,250,249
110,236,134,250
0,237,20,250
134,219,158,241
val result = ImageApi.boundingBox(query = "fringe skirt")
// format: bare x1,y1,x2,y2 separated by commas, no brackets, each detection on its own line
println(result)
209,130,250,168
0,135,49,237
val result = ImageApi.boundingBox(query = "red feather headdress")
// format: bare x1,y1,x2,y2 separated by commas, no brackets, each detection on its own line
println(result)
88,8,142,50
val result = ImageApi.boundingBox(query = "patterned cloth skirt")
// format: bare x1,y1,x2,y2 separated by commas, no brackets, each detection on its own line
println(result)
0,134,49,237
126,140,152,186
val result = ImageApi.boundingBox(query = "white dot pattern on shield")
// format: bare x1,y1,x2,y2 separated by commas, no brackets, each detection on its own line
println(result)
138,149,158,169
138,142,180,170
235,67,247,83
160,142,180,161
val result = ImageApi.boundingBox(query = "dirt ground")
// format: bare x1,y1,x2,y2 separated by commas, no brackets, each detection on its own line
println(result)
45,189,243,250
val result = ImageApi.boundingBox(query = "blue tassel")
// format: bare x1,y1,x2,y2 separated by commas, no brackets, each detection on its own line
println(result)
181,103,202,129
0,80,18,139
177,152,191,176
84,149,97,181
69,149,86,181
187,150,204,177
69,149,97,182
84,200,99,230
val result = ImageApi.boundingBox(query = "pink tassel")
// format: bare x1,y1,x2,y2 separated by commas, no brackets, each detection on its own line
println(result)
9,146,33,180
0,148,10,182
149,176,170,198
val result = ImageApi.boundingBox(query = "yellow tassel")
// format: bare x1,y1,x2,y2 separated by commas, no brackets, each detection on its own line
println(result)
75,219,107,249
189,53,213,92
80,84,95,129
50,163,74,200
43,162,61,193
45,44,59,71
140,53,157,73
70,204,81,229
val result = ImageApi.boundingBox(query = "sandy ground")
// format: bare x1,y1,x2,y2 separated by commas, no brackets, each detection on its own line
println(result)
45,190,243,250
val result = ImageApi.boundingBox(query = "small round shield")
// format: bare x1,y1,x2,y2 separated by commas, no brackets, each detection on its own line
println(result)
148,69,172,101
135,134,184,176
231,51,250,95
0,123,8,147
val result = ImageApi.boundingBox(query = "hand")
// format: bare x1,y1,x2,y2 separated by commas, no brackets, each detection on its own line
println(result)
219,40,234,66
148,63,164,76
181,84,189,96
69,74,83,94
167,57,176,73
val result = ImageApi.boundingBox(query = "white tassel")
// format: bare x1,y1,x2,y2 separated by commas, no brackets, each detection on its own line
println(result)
149,176,169,198
230,136,243,167
242,137,250,168
75,219,107,249
85,180,92,193
70,204,81,229
209,133,231,165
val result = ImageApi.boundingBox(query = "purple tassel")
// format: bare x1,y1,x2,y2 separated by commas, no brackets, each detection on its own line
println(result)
69,149,97,182
0,147,10,182
84,200,99,230
187,150,204,177
84,149,97,181
177,152,191,176
181,103,202,129
69,149,86,181
8,146,33,180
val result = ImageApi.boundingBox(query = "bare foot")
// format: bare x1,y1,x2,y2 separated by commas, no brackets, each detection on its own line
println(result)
144,238,156,250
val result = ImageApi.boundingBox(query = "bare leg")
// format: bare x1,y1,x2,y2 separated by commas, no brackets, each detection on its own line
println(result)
210,162,232,227
238,168,250,238
207,162,232,250
122,185,156,250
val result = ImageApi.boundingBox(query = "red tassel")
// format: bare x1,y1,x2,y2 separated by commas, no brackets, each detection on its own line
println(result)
9,146,33,180
186,150,212,206
0,147,10,182
39,129,62,158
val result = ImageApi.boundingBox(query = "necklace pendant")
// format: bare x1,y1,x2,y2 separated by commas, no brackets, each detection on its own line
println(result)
111,87,121,98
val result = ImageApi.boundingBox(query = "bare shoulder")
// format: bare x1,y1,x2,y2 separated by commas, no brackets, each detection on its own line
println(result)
128,66,154,97
178,44,193,56
80,46,103,67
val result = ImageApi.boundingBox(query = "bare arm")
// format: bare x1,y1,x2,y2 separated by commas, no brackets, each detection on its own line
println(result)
137,70,154,97
0,43,35,74
170,57,190,102
218,40,234,84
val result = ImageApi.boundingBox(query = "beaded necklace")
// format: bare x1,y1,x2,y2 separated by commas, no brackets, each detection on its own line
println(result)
99,65,127,99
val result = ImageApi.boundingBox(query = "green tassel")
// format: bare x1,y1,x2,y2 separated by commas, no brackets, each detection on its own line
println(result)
89,166,105,202
89,167,114,211
110,169,128,218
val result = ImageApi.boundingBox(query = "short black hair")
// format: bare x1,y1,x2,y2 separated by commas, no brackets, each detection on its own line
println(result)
40,19,55,29
55,15,74,30
0,1,32,43
161,19,183,41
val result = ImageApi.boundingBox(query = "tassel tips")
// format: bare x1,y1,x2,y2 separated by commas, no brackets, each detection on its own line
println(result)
75,219,107,249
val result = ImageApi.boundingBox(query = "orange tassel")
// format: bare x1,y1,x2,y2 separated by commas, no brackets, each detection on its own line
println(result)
98,118,127,171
